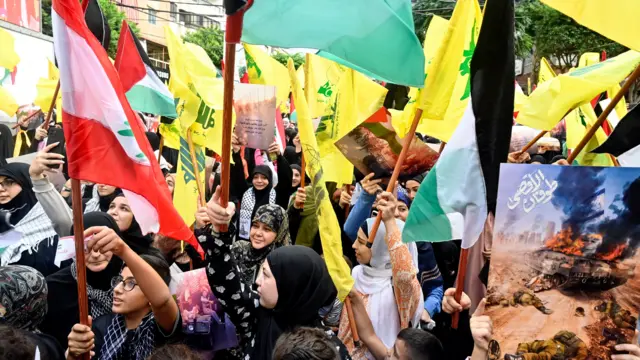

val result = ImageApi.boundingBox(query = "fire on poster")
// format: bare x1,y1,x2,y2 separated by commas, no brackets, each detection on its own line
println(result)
488,164,640,360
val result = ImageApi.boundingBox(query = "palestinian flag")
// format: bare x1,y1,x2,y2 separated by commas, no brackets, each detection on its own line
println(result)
83,0,110,50
403,0,514,249
592,105,640,166
114,21,177,118
52,0,200,253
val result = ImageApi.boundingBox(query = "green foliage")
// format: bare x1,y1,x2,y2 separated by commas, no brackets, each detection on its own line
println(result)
411,0,454,45
40,0,138,58
182,26,224,68
271,52,305,68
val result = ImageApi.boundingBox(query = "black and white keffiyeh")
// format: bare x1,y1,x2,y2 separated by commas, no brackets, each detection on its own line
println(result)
238,187,276,239
70,261,113,319
0,202,57,266
101,312,155,360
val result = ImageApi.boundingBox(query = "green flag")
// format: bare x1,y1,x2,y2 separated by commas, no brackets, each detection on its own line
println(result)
242,0,425,87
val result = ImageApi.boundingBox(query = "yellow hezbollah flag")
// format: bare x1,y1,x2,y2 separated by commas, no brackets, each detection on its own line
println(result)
0,28,20,72
304,53,344,119
317,68,387,185
296,65,305,89
416,0,481,120
288,58,353,301
565,103,614,167
541,0,640,53
538,57,556,85
34,59,61,116
579,52,601,68
392,15,449,137
608,83,628,119
0,86,18,116
243,43,290,109
416,0,482,142
174,134,206,226
517,50,640,131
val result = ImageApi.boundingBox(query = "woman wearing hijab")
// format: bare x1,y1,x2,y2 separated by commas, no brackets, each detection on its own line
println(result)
0,265,65,360
0,163,60,276
107,193,154,254
339,193,423,360
40,212,125,350
66,225,180,360
290,164,302,197
197,187,351,360
84,184,121,213
230,135,292,241
232,203,291,285
0,123,14,166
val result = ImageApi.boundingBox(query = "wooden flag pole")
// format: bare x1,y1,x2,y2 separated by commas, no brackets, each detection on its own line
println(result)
42,82,61,131
219,0,253,232
71,178,90,360
367,108,424,245
568,64,640,164
450,247,470,329
11,110,43,130
157,136,164,164
438,141,446,154
518,130,547,155
187,131,206,206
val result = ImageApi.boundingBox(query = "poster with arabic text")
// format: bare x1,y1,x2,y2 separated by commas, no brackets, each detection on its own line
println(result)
488,164,640,360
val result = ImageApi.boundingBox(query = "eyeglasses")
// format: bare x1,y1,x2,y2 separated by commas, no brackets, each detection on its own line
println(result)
111,276,138,292
0,179,16,190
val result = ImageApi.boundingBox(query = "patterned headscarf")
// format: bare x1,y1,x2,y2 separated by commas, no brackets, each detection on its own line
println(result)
232,204,291,285
101,312,155,360
0,265,47,331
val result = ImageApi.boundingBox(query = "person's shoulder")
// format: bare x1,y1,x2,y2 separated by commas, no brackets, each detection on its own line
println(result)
26,332,65,360
93,313,116,334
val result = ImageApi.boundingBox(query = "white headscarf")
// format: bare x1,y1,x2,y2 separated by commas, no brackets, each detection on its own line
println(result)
352,218,422,356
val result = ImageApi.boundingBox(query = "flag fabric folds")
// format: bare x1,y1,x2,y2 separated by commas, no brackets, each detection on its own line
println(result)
304,53,344,120
404,0,514,249
34,59,62,116
565,104,614,167
415,0,483,143
243,44,291,110
84,0,111,50
174,137,206,226
288,58,354,300
541,0,640,53
593,105,640,167
52,0,199,252
538,57,556,85
243,0,425,87
115,20,177,118
0,28,20,72
0,86,18,116
516,51,640,131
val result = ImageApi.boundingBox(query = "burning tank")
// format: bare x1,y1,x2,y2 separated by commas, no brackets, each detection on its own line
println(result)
524,227,635,292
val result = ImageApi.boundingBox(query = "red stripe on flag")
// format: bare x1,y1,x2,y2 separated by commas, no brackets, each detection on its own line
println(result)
365,107,387,123
114,20,146,93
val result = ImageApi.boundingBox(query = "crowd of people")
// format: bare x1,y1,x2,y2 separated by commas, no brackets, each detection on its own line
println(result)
1,111,640,360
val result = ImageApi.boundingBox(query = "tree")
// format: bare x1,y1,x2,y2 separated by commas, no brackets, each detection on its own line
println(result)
271,52,305,68
40,0,138,58
182,26,224,68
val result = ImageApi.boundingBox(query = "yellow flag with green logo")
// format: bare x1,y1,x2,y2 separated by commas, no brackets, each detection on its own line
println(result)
538,57,557,85
304,53,344,119
517,50,640,131
541,0,640,53
416,0,482,142
288,58,354,301
392,16,449,138
565,103,614,167
317,68,387,185
579,52,601,68
34,59,61,117
174,135,206,226
0,86,18,116
0,28,19,72
608,83,628,119
243,43,290,109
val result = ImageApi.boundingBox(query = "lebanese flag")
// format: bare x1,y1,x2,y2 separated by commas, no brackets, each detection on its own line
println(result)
52,0,200,254
114,20,177,118
275,109,286,153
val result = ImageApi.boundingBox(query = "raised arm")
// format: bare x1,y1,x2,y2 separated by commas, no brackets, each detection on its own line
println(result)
344,174,382,241
86,226,178,333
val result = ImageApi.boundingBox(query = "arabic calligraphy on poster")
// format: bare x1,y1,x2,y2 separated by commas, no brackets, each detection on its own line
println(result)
508,169,558,213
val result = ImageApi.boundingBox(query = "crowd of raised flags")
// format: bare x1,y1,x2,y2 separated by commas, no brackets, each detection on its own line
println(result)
1,0,640,359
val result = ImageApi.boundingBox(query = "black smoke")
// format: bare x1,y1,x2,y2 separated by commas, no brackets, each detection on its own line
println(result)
550,167,606,234
594,177,640,257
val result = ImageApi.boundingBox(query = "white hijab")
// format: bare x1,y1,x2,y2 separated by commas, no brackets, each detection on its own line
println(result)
351,218,422,357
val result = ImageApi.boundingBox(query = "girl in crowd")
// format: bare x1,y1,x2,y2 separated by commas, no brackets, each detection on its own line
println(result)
0,265,65,360
196,186,351,360
84,184,120,213
230,134,292,241
66,223,180,359
0,162,59,276
40,212,125,350
290,164,302,197
339,192,422,359
231,203,291,285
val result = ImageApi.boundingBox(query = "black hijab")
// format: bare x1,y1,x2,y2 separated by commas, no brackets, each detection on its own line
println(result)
253,246,337,358
250,165,274,221
112,193,153,254
0,124,14,166
98,187,121,212
145,132,160,151
0,163,38,225
42,212,124,348
290,164,301,196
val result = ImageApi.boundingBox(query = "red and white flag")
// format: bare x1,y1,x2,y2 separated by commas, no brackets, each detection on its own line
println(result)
52,0,200,253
